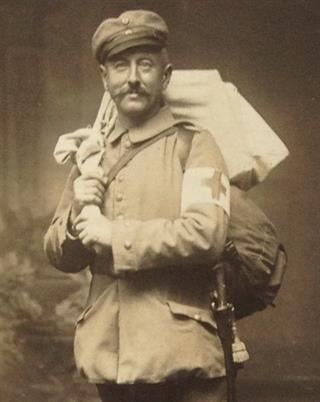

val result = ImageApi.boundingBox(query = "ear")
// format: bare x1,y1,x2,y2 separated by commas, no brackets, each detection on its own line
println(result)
99,64,109,91
162,63,172,91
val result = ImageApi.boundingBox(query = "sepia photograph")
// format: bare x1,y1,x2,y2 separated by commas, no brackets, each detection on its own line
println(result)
0,1,319,401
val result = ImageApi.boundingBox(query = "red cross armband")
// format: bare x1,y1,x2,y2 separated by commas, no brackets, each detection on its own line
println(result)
181,167,230,216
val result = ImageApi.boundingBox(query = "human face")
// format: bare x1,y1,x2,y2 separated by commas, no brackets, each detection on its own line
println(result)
100,46,172,124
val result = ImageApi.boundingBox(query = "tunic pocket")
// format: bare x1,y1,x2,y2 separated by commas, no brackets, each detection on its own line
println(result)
75,274,115,327
166,300,217,330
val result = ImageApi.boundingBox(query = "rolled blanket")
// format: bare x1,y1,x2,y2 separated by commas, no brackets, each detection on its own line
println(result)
166,70,289,189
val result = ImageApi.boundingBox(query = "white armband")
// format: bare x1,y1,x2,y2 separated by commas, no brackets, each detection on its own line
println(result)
181,167,230,215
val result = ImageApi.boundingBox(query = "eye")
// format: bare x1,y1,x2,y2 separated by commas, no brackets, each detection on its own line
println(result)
139,59,153,70
112,60,128,71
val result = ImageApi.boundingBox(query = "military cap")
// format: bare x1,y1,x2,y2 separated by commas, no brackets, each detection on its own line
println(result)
92,10,169,63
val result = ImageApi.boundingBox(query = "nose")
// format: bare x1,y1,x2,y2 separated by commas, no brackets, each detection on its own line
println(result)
127,62,140,87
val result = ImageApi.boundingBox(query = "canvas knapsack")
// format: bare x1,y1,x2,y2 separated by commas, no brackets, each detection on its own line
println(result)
177,127,287,319
222,187,287,319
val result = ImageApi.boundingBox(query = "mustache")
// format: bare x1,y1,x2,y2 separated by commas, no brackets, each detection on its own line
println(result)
113,85,149,97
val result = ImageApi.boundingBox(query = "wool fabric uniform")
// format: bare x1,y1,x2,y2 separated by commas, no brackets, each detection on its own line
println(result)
44,105,230,384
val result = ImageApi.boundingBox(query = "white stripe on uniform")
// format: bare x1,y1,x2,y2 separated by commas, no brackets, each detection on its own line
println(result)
181,167,230,215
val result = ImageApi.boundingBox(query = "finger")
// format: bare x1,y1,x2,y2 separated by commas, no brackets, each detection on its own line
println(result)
75,177,106,192
81,180,105,194
77,229,91,244
75,183,105,198
74,194,104,208
77,184,104,196
74,187,104,203
74,193,103,207
80,172,106,184
79,233,95,248
82,189,104,201
80,194,104,207
74,220,87,231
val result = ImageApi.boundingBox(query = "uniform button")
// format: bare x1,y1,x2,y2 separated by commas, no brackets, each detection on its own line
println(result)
193,313,201,321
118,174,124,182
124,240,132,250
116,193,123,202
125,29,133,35
117,214,124,220
124,140,131,149
121,17,129,25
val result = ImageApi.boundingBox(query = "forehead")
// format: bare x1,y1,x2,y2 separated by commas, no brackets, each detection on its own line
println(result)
106,45,162,62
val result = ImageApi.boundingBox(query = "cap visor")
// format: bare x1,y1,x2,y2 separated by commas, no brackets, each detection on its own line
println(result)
104,37,163,60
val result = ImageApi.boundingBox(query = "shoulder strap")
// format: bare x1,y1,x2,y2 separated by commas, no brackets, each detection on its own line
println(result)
176,126,196,172
105,126,176,188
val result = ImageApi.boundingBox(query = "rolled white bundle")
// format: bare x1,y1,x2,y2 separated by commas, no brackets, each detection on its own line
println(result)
54,91,113,219
53,92,114,252
166,70,289,189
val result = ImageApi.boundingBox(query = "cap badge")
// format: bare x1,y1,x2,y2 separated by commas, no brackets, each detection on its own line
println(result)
121,17,130,25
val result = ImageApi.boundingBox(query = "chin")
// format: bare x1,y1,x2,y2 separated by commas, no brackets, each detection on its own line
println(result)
120,102,150,118
116,96,160,121
124,105,146,114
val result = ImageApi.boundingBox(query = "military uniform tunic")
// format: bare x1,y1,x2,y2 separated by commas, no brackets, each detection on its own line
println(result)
44,105,230,384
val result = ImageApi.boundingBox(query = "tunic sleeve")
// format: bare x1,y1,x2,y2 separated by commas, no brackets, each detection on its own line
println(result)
43,166,94,273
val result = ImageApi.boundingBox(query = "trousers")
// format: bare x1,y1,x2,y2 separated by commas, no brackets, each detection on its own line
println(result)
96,377,226,402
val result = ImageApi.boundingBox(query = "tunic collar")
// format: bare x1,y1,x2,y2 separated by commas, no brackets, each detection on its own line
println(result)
107,105,176,144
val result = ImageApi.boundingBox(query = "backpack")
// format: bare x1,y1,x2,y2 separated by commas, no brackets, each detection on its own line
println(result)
177,128,287,319
222,187,287,319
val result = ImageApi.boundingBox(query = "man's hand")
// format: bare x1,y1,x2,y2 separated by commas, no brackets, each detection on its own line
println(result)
74,209,112,249
71,170,107,221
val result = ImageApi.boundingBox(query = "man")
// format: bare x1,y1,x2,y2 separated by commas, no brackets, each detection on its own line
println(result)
44,10,230,402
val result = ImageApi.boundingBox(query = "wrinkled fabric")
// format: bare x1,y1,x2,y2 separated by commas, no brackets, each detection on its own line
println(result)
44,106,229,384
166,70,289,189
229,187,280,287
224,186,286,319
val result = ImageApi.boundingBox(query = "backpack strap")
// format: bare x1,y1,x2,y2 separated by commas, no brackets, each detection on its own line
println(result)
176,125,196,172
105,126,176,188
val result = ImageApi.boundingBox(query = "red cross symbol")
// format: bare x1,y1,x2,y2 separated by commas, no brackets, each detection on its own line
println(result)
202,171,227,200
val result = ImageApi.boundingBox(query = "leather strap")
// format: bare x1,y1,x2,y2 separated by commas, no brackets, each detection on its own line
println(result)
105,126,176,188
176,127,196,172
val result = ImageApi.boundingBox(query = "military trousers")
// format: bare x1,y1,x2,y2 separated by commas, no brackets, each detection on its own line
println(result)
96,377,227,402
